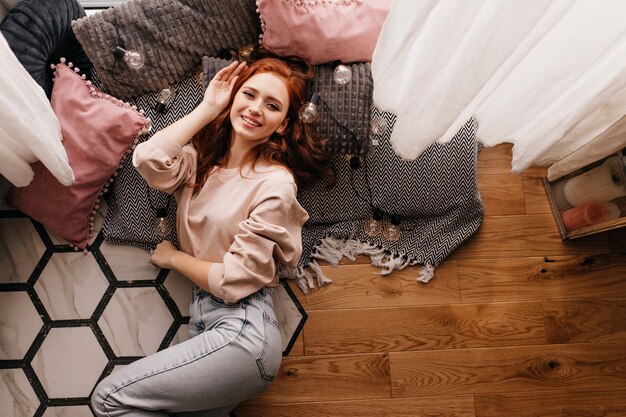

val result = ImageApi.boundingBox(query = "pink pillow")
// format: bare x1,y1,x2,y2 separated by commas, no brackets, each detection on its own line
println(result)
10,60,149,249
258,0,394,64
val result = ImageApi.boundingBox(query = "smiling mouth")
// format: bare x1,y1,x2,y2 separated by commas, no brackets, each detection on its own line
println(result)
242,115,261,127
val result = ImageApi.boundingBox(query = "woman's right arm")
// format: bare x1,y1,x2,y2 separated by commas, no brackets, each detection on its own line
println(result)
132,61,247,193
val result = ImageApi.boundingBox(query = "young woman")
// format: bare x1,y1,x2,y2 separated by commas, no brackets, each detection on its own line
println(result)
91,52,328,416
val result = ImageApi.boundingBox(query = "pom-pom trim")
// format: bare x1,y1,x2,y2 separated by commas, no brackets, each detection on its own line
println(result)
51,58,152,247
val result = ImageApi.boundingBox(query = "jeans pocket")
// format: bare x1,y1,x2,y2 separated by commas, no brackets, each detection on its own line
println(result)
255,312,282,382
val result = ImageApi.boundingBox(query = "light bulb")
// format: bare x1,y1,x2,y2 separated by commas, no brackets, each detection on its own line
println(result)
349,155,361,170
371,114,387,135
114,46,145,70
299,102,318,123
362,210,384,237
153,208,172,239
155,87,176,113
383,215,402,242
299,93,321,124
238,44,254,61
333,64,352,85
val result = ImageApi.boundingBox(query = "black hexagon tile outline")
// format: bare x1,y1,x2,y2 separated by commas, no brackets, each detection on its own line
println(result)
0,210,307,416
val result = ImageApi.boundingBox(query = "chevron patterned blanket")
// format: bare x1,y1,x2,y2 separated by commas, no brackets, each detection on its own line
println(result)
284,114,484,292
102,71,203,249
101,70,483,291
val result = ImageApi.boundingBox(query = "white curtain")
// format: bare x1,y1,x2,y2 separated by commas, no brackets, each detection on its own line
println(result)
371,0,626,178
0,33,74,187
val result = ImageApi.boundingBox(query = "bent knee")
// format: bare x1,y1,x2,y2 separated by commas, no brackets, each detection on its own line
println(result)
91,377,122,417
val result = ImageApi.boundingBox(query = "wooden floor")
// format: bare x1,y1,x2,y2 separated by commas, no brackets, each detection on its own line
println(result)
235,144,626,417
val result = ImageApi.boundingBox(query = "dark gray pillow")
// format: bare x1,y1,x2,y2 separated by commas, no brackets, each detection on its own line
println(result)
71,0,261,99
0,0,92,98
309,63,372,155
202,56,232,90
202,57,372,155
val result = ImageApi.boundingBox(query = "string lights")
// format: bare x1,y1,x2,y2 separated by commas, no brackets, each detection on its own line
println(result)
155,86,176,113
332,63,352,85
298,81,409,242
113,46,145,70
370,111,388,136
111,9,147,88
298,93,321,123
362,208,383,237
152,206,173,239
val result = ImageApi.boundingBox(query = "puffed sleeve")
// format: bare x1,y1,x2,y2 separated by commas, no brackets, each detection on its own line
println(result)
207,180,309,304
132,132,197,194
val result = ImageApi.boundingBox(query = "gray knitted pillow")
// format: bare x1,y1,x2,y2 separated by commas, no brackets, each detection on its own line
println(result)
202,56,233,90
310,63,372,155
203,57,372,155
72,0,261,99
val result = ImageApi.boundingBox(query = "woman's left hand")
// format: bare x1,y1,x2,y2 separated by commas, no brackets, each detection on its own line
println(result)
149,240,179,269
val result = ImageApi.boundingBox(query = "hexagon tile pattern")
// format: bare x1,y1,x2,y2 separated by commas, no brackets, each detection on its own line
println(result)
0,208,307,417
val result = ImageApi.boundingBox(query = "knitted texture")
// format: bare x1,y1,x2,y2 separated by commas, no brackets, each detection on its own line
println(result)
0,0,92,98
203,57,372,155
72,0,261,99
310,63,372,155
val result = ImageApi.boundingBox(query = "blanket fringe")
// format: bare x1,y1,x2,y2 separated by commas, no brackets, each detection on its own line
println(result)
417,263,435,283
279,264,314,294
372,255,411,276
308,259,333,286
311,237,345,264
280,236,437,292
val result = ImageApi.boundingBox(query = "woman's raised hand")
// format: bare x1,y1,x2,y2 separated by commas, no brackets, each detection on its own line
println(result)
202,60,247,114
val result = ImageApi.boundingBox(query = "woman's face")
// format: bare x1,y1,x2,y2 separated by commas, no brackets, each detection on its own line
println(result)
229,72,290,145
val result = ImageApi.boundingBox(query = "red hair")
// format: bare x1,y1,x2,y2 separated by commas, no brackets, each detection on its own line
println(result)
190,53,330,192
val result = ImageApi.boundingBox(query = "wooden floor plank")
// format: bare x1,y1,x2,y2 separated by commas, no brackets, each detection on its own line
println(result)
544,299,626,344
522,175,553,215
232,142,626,416
288,261,460,311
477,144,514,174
244,353,391,404
451,214,609,260
477,145,546,176
303,302,546,355
389,342,626,397
475,389,626,417
236,396,475,417
457,254,626,303
477,172,525,216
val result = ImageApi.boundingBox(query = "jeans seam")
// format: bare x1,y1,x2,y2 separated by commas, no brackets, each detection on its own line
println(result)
255,295,274,309
101,305,248,416
255,312,278,382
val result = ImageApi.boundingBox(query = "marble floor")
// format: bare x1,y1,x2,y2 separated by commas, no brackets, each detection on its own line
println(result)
0,195,306,417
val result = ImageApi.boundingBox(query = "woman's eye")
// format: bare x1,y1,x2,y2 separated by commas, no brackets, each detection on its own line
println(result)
243,91,254,98
267,103,279,111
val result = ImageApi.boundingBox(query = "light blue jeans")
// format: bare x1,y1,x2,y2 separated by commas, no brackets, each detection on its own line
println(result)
91,287,282,417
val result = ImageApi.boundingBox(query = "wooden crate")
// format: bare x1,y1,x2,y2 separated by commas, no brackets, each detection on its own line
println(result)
544,150,626,240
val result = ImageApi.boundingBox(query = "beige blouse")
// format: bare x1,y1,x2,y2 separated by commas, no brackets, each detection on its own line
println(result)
133,133,309,303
